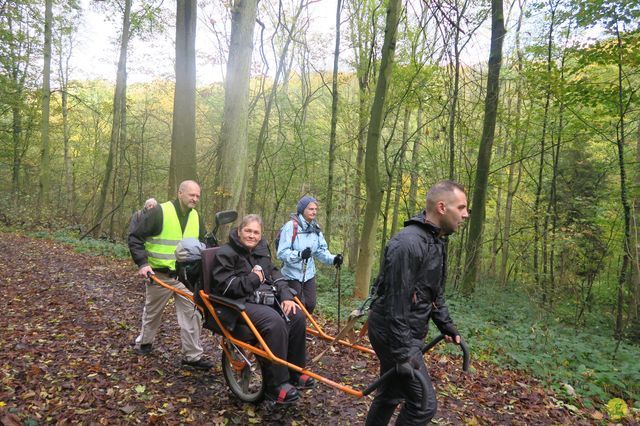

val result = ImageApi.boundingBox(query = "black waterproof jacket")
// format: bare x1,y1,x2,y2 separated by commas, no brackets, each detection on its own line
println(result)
210,228,292,330
370,213,458,363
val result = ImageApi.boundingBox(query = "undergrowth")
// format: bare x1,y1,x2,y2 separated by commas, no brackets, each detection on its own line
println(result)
25,229,130,259
315,268,640,410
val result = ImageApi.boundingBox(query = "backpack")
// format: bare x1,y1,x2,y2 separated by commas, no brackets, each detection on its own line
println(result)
273,214,299,254
175,238,206,293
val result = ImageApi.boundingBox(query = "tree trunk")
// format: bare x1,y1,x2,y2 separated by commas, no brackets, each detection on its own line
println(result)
461,0,505,294
614,21,632,340
407,107,423,216
354,0,402,299
38,0,53,209
93,0,131,237
391,107,410,236
169,0,198,196
247,1,305,213
11,102,23,196
325,0,343,246
58,43,73,216
500,0,526,286
535,3,556,305
489,124,506,275
630,113,640,335
447,14,461,181
348,92,367,270
213,0,258,214
346,0,377,271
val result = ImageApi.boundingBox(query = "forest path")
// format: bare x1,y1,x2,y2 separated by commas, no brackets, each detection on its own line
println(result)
0,232,596,425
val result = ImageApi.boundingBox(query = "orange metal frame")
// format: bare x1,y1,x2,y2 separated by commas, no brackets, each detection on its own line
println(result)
294,296,374,355
147,274,375,397
149,274,203,313
199,291,371,397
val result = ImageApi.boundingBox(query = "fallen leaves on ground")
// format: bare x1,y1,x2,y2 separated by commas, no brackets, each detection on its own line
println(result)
0,232,636,425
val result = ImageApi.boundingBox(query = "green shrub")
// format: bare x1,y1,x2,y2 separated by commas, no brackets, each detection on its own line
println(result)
27,229,130,259
315,273,640,407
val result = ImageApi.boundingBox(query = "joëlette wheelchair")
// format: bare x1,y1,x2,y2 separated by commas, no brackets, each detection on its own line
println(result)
148,211,470,406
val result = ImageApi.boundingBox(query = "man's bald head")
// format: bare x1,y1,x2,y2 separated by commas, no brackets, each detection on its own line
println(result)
177,180,201,211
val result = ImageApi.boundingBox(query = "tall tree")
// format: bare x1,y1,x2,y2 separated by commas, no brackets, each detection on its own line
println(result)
461,0,505,294
354,0,402,299
247,0,305,213
345,0,379,270
168,0,197,196
213,0,259,215
499,0,526,286
325,0,343,246
573,0,640,338
1,2,39,197
38,0,53,209
54,1,81,216
92,0,131,237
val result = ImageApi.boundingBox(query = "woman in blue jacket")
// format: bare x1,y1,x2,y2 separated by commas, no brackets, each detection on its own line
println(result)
276,196,343,314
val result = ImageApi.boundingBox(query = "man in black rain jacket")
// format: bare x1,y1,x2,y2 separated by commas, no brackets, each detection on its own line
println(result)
366,180,469,426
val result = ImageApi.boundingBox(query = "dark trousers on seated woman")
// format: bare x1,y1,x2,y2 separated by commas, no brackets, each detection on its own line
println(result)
287,277,317,314
244,302,306,390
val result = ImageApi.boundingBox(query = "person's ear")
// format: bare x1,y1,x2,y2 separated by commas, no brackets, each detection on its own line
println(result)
437,200,446,215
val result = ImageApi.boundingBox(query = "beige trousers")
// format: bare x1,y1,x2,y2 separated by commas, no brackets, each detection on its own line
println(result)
135,271,203,362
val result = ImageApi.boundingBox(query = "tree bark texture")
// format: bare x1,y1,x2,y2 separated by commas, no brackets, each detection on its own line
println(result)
93,0,131,237
169,0,198,196
325,0,343,246
213,0,258,214
461,0,505,294
38,0,53,208
354,0,402,299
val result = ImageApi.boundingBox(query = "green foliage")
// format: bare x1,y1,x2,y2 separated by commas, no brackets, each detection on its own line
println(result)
315,266,362,320
27,229,130,259
447,282,640,406
316,271,639,406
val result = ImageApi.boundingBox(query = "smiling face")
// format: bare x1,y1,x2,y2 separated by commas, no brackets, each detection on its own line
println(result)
238,220,262,250
302,202,318,222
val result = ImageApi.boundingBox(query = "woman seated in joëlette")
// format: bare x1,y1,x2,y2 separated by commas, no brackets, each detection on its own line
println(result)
210,214,315,404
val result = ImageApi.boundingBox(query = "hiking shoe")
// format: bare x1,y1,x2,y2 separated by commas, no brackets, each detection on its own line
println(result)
182,357,214,370
266,383,300,404
291,374,316,390
134,343,153,356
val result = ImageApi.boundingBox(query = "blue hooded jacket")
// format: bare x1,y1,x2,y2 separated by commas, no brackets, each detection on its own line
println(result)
276,213,336,281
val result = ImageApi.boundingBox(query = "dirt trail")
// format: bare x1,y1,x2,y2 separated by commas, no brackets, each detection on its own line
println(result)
0,232,597,425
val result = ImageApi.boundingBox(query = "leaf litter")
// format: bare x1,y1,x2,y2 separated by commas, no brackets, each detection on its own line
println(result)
1,232,636,425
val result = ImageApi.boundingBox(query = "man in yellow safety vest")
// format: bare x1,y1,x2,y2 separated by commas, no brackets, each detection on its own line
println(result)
128,180,213,369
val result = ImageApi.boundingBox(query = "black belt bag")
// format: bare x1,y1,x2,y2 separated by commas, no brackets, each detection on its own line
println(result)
252,284,276,306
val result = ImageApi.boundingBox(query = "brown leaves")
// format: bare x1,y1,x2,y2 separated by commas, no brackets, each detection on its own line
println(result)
2,232,633,425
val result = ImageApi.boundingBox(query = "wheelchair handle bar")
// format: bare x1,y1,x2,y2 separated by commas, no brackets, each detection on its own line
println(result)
362,334,470,401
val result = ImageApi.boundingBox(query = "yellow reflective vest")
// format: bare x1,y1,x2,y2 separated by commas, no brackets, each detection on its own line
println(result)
145,201,199,271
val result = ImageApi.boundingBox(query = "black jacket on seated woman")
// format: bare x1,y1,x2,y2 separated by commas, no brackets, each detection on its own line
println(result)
210,214,314,404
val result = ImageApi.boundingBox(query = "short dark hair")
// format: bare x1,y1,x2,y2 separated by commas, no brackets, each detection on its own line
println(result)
426,180,466,213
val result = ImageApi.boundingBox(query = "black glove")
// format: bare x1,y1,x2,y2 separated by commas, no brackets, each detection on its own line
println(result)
441,323,460,342
395,358,420,379
333,254,343,267
300,247,312,260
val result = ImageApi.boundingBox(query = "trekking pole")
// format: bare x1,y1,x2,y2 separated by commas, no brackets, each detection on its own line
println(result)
335,265,341,329
301,258,308,283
